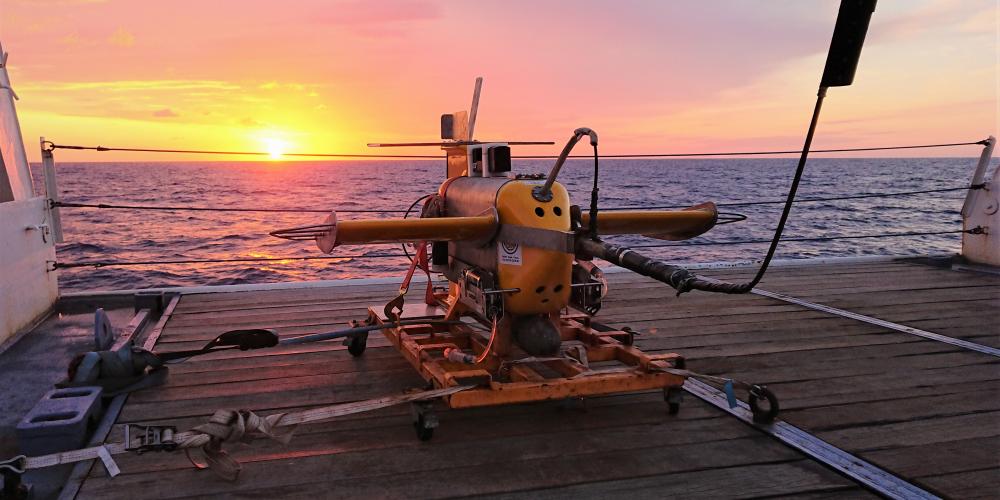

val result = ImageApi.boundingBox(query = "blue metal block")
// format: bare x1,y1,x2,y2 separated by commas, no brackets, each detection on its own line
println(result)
16,386,103,456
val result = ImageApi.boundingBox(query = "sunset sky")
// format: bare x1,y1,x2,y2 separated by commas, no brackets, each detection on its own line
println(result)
1,0,997,161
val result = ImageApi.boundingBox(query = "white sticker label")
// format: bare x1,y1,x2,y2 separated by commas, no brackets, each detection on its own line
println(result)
97,445,120,477
498,241,522,266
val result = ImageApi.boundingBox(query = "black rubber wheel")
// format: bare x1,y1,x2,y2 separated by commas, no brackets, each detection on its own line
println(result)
748,385,780,424
664,387,683,416
414,416,434,441
668,402,681,415
674,357,686,370
621,327,635,346
347,333,367,357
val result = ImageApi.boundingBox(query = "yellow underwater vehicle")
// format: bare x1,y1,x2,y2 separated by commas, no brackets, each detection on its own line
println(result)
273,95,722,421
0,4,879,491
267,0,878,437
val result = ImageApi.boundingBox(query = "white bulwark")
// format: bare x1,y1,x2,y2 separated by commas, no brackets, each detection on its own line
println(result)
0,41,58,346
962,136,998,266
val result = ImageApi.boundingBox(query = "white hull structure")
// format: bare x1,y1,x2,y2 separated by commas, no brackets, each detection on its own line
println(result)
0,42,57,348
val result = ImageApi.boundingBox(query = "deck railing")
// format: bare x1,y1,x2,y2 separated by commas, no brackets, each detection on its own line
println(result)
35,136,998,272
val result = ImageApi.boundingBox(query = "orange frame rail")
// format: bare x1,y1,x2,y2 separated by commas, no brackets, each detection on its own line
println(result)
367,304,687,409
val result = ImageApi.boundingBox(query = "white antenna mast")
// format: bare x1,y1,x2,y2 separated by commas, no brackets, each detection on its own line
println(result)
467,77,483,141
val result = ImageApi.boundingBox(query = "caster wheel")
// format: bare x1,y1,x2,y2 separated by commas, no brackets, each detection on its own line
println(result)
414,413,437,441
668,402,681,415
664,387,684,416
346,333,368,357
621,327,635,346
414,419,435,441
673,357,686,370
749,385,779,424
411,402,439,441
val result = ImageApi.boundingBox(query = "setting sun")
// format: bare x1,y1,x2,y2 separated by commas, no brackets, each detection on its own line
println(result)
262,137,288,160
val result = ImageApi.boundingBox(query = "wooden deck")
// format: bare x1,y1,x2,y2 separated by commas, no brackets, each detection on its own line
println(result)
70,258,999,499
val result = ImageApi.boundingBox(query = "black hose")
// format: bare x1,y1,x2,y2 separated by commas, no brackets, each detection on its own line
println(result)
578,239,758,295
401,194,433,263
156,320,479,363
735,87,828,291
280,319,479,345
579,89,832,295
588,143,600,240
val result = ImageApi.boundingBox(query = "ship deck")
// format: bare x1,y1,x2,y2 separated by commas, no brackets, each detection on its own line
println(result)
7,257,1000,499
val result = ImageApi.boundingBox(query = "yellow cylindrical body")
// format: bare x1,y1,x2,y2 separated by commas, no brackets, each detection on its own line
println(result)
333,216,496,246
494,181,573,315
321,178,714,317
581,204,717,240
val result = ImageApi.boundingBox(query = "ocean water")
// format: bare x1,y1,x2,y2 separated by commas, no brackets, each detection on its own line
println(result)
31,157,989,292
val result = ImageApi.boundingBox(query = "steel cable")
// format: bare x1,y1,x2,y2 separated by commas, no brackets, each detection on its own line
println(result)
618,228,976,249
43,139,988,159
51,253,409,269
51,201,409,214
513,140,989,158
51,184,983,215
605,184,984,211
52,228,979,270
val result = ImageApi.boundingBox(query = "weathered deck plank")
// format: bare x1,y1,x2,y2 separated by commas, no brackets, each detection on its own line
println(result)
72,259,1000,499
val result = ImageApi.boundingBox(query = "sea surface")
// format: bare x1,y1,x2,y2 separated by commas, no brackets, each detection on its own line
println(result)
31,157,990,292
